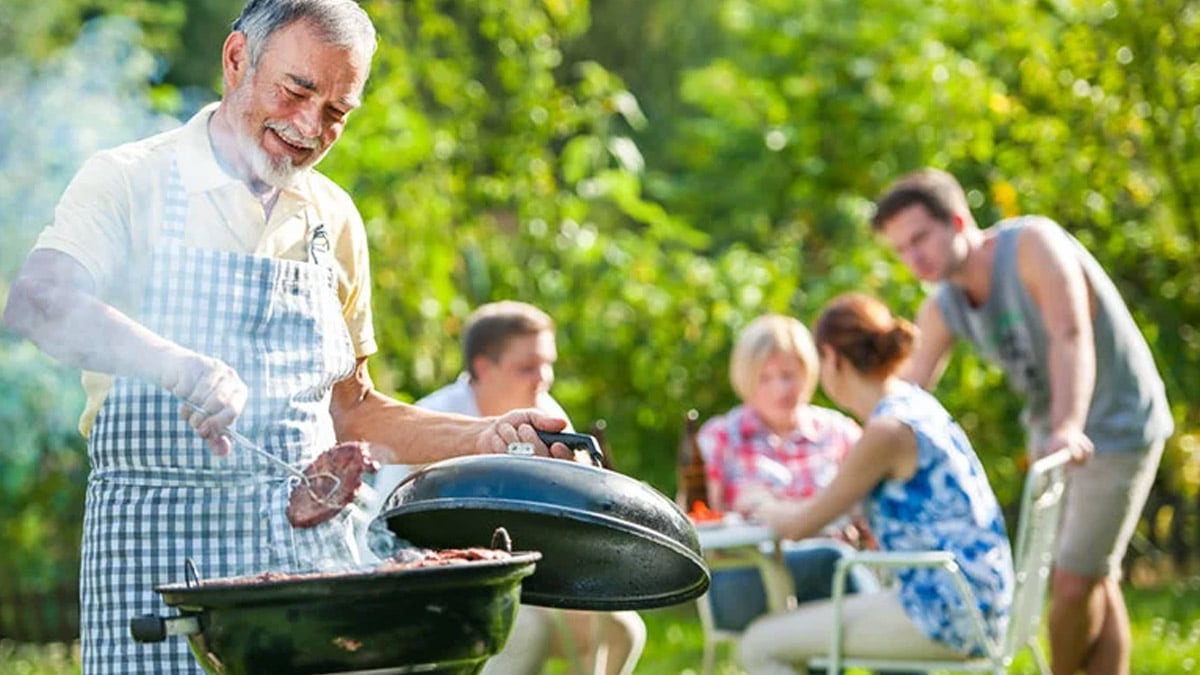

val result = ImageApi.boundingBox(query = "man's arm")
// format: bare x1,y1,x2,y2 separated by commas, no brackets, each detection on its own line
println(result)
2,249,247,453
899,297,955,390
330,358,572,463
1017,222,1096,461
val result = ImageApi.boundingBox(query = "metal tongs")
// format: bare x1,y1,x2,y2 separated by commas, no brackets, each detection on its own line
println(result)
182,402,341,505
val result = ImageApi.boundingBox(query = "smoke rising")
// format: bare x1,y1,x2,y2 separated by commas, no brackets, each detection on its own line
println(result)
0,15,188,470
0,15,184,284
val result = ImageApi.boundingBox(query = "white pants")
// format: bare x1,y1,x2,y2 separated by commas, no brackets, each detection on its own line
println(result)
737,589,964,674
481,606,647,675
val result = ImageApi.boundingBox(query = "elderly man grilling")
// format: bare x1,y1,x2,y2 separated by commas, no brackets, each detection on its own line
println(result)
2,2,570,673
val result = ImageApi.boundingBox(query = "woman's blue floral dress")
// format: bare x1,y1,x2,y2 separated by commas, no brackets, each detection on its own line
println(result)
868,382,1014,654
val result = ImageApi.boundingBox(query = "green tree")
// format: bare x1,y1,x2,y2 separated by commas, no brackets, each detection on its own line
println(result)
565,0,1198,502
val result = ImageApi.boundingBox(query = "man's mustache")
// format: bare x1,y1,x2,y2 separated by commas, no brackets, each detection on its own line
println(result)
265,119,320,150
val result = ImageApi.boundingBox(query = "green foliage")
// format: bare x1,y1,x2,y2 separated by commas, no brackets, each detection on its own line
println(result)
320,0,744,487
0,14,182,282
0,641,80,675
0,0,187,71
0,339,87,593
568,0,1200,499
3,0,1200,593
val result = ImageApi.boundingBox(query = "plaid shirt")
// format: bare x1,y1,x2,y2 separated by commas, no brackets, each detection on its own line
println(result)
697,404,861,511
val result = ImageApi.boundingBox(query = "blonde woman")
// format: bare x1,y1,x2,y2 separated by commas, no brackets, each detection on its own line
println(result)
696,314,878,632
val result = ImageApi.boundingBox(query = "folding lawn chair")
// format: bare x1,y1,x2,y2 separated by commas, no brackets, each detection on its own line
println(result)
809,450,1072,675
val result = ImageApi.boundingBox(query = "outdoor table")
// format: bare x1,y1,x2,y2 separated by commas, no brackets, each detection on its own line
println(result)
695,516,797,613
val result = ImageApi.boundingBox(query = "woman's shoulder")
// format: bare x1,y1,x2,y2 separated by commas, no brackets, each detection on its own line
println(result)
873,381,942,417
869,383,955,446
697,405,749,453
699,405,746,432
860,414,915,445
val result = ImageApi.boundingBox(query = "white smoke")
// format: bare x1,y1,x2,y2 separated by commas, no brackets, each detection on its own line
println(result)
0,15,192,521
0,15,184,283
0,15,199,445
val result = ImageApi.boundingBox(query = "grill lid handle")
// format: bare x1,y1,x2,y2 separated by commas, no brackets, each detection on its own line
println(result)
535,430,604,467
130,614,201,643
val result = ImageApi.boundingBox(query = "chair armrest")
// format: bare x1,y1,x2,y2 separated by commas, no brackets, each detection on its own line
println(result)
828,551,957,604
836,550,956,571
825,550,999,672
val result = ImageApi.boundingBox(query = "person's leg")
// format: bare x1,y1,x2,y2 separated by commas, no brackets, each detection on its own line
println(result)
1049,442,1162,675
480,605,554,675
552,609,642,675
705,563,771,631
549,610,593,673
592,611,646,675
737,590,964,674
1085,578,1132,675
1047,569,1108,674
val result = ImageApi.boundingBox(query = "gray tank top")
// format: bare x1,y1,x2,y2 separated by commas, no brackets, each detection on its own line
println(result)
936,216,1173,453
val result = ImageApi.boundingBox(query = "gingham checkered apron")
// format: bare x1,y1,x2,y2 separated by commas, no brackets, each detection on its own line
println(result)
80,160,357,674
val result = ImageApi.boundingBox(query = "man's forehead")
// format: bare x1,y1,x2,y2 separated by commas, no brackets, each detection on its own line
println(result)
498,331,556,355
283,72,363,108
259,23,369,100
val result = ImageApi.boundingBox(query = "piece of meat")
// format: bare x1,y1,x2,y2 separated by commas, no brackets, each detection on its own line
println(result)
286,441,379,528
203,547,514,585
379,547,513,570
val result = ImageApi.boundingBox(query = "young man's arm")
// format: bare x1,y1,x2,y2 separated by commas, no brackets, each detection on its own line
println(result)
1016,221,1096,461
900,297,955,390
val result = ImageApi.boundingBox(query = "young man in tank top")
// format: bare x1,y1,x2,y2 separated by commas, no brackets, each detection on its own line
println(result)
870,168,1173,675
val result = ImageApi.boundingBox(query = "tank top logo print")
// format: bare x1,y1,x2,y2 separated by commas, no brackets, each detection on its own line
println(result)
987,310,1043,397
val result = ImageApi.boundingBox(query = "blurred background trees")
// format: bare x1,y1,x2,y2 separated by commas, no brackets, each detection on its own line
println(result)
2,0,1198,635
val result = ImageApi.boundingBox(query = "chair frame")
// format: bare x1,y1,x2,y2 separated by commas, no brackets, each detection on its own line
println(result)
810,449,1072,675
696,542,795,675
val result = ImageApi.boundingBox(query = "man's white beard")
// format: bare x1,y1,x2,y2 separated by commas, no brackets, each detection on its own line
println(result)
250,145,294,188
228,84,326,189
239,123,306,189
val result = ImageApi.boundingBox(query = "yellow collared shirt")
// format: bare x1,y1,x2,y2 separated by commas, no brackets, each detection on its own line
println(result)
33,103,377,435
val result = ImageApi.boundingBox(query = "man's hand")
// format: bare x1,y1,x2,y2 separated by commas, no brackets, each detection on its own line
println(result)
159,349,248,456
480,409,573,460
1041,428,1094,465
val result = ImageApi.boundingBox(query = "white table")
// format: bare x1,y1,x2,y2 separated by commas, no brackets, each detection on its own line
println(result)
695,518,797,613
696,520,774,550
693,517,800,675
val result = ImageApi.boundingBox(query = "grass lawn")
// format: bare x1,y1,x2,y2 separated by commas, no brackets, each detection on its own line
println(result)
632,576,1200,674
3,577,1197,674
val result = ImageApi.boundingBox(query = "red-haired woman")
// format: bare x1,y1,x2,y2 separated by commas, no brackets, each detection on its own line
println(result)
736,293,1014,673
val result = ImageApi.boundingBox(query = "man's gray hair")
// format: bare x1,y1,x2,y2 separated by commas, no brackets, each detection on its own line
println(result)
233,0,377,67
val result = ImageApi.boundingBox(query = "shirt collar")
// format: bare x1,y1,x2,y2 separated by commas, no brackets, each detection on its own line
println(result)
175,102,312,204
736,405,822,442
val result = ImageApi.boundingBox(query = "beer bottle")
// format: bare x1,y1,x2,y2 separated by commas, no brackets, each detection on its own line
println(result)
676,409,708,512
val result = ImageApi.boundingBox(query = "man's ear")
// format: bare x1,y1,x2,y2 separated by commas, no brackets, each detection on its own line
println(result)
470,354,492,382
222,31,251,92
950,211,968,233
